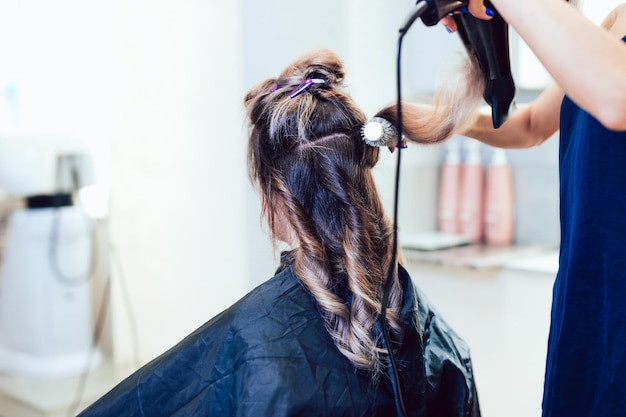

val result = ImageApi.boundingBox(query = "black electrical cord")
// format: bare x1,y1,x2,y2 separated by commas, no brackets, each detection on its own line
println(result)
380,2,430,417
66,260,111,417
49,157,96,287
49,204,97,287
65,237,142,417
108,240,142,369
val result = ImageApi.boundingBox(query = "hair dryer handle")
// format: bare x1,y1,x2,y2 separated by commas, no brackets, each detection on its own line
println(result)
453,1,516,128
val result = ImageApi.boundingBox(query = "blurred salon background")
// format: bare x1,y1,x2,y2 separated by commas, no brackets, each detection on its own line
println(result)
0,1,620,416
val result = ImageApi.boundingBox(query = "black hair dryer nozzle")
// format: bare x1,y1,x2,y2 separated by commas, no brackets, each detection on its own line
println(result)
416,0,516,129
453,1,515,128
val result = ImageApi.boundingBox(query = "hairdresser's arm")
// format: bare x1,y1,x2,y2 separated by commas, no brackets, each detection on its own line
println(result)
461,83,563,149
470,0,626,131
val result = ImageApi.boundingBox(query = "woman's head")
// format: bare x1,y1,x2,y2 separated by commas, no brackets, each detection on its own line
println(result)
244,49,402,375
244,49,384,251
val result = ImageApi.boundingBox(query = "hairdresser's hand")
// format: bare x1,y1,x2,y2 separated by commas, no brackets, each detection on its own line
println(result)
441,0,493,33
387,139,408,153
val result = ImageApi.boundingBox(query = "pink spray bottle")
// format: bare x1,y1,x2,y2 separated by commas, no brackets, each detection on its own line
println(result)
458,138,484,244
484,147,515,246
437,138,462,234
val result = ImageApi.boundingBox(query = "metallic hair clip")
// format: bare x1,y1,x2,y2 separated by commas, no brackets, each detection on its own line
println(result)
289,78,327,99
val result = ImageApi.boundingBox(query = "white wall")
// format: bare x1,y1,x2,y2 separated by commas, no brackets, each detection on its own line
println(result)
105,1,249,365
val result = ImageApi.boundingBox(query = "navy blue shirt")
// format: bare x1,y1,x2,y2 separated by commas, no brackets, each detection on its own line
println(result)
544,56,626,416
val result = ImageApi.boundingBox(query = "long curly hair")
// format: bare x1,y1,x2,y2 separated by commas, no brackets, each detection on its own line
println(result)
243,48,484,375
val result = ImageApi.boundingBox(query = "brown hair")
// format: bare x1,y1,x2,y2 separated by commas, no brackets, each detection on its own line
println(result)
243,48,483,375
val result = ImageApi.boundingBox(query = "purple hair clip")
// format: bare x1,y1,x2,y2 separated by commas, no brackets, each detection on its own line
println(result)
289,78,327,99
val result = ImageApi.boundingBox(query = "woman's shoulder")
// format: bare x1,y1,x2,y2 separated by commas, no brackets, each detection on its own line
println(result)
77,267,325,417
105,267,319,400
194,264,312,340
226,265,315,331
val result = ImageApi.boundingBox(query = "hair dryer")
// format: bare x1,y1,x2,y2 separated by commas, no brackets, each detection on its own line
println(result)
417,0,516,128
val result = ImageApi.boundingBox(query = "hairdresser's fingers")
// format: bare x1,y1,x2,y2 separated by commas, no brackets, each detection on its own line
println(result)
440,16,458,33
387,140,407,153
389,140,408,152
467,0,494,20
441,0,493,34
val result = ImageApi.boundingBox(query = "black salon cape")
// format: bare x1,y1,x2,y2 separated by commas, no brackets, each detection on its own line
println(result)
79,254,480,417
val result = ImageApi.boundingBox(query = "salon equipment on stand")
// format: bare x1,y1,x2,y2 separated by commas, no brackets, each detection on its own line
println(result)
0,145,102,378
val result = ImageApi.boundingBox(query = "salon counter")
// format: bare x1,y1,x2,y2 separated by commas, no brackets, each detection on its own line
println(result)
404,246,557,417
